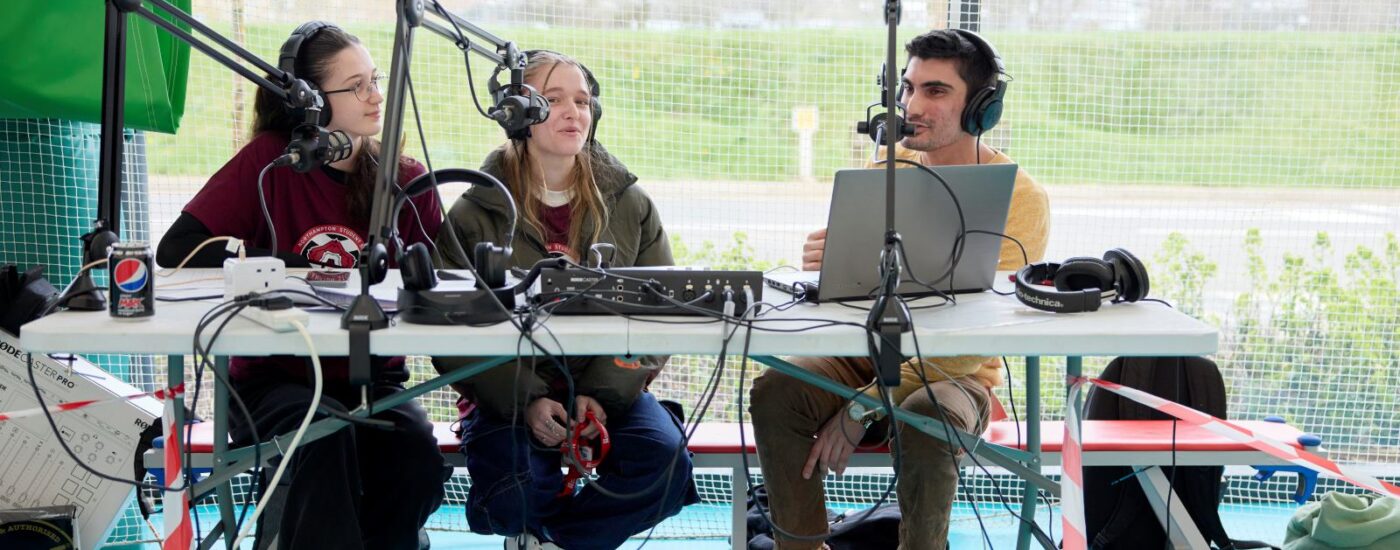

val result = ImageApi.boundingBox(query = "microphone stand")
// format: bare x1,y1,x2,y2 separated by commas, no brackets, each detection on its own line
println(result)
347,0,533,385
868,0,912,387
63,0,327,310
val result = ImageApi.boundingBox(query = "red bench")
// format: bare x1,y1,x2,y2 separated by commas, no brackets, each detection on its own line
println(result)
152,417,1314,548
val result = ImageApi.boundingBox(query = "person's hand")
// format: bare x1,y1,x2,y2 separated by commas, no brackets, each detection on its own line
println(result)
527,397,570,447
573,395,607,439
803,409,867,479
802,228,827,271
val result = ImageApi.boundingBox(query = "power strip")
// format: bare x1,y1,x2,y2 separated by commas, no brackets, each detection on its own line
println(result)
223,257,287,300
238,304,309,333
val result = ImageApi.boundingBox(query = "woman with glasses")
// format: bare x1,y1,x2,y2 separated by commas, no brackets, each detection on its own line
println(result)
157,22,449,550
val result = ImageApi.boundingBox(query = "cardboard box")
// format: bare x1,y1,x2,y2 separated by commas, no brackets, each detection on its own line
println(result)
0,329,161,549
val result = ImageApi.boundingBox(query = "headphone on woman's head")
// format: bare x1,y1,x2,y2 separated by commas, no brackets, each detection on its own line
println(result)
279,21,338,127
949,29,1009,137
489,50,602,142
1014,248,1150,313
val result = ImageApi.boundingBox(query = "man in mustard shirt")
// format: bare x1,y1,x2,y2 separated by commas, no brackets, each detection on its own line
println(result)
749,29,1051,550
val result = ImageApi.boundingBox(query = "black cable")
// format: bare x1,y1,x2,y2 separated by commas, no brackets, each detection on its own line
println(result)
536,276,915,543
733,281,904,545
525,267,1049,544
157,294,225,302
514,269,976,544
1001,356,1022,449
187,299,245,539
1165,357,1182,550
403,63,443,260
967,230,1029,268
562,292,744,504
192,298,268,536
18,281,247,504
431,0,494,121
631,298,751,549
831,289,953,312
902,295,1057,549
25,355,192,492
383,72,577,540
255,161,278,256
877,158,968,290
270,287,350,311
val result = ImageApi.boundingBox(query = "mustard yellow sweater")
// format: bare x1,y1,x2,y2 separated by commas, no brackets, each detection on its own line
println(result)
860,145,1050,403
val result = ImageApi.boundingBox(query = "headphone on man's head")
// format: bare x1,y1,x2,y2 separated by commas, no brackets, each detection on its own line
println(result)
1014,248,1150,313
279,21,338,127
489,50,602,142
949,29,1009,137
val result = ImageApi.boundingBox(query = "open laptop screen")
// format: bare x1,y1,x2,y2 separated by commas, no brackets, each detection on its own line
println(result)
814,164,1017,301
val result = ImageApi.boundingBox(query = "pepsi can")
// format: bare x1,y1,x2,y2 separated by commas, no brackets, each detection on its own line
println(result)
110,241,155,320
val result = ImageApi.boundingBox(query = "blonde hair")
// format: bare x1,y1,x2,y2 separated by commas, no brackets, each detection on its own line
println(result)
500,51,607,256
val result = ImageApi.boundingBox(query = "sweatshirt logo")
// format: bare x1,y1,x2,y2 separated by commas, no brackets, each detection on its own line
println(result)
296,225,365,268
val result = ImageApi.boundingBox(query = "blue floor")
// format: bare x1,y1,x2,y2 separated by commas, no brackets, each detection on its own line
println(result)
121,501,1299,548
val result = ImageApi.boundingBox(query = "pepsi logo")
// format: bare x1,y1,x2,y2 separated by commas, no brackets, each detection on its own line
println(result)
113,258,149,293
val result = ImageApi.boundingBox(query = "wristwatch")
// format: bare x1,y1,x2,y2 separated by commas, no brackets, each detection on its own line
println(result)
846,401,886,429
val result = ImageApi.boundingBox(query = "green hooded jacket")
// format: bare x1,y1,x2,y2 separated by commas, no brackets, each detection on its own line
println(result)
1284,492,1400,550
431,142,673,419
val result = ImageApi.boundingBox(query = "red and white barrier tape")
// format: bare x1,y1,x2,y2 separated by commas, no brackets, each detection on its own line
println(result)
1061,375,1400,549
1061,381,1089,550
162,391,194,549
0,384,184,422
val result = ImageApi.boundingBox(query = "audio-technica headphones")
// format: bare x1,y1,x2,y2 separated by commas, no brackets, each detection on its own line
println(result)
389,168,514,293
950,29,1009,137
1014,248,1150,313
489,50,602,142
278,21,337,127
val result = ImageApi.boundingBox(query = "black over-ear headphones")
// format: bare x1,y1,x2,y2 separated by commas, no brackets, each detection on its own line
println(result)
950,29,1009,137
279,21,337,127
1014,248,1150,313
489,50,602,142
390,168,515,293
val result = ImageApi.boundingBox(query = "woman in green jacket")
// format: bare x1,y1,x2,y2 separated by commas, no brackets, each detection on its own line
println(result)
433,50,697,550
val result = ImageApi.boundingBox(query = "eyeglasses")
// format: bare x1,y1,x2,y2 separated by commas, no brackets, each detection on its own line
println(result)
324,72,386,102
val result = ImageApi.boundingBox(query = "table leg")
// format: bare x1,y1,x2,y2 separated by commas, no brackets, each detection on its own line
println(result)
1016,356,1041,550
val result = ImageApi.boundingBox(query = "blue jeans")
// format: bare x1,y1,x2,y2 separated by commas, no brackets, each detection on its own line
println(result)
461,392,700,550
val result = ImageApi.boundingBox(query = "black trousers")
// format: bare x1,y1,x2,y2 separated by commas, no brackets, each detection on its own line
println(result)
229,372,452,550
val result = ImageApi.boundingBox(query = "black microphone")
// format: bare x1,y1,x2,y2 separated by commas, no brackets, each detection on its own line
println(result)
861,112,916,145
489,87,550,139
275,125,353,172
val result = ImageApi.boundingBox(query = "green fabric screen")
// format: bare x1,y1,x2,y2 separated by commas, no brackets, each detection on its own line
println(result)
0,0,191,134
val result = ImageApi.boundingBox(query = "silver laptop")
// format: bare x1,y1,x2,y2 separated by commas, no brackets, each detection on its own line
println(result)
766,164,1017,302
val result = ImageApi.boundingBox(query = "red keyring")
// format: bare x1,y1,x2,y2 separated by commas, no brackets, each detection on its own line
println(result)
557,411,611,498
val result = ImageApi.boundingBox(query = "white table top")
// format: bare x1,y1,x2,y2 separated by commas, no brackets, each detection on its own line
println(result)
21,270,1216,358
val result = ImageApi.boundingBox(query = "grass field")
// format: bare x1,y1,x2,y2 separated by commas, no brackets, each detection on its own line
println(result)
146,27,1400,187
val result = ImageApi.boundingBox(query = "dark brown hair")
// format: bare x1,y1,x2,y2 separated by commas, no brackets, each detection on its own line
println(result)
905,29,998,104
252,25,385,226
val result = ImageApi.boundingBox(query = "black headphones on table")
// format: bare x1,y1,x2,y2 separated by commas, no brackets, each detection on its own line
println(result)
1014,248,1150,313
389,168,514,293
